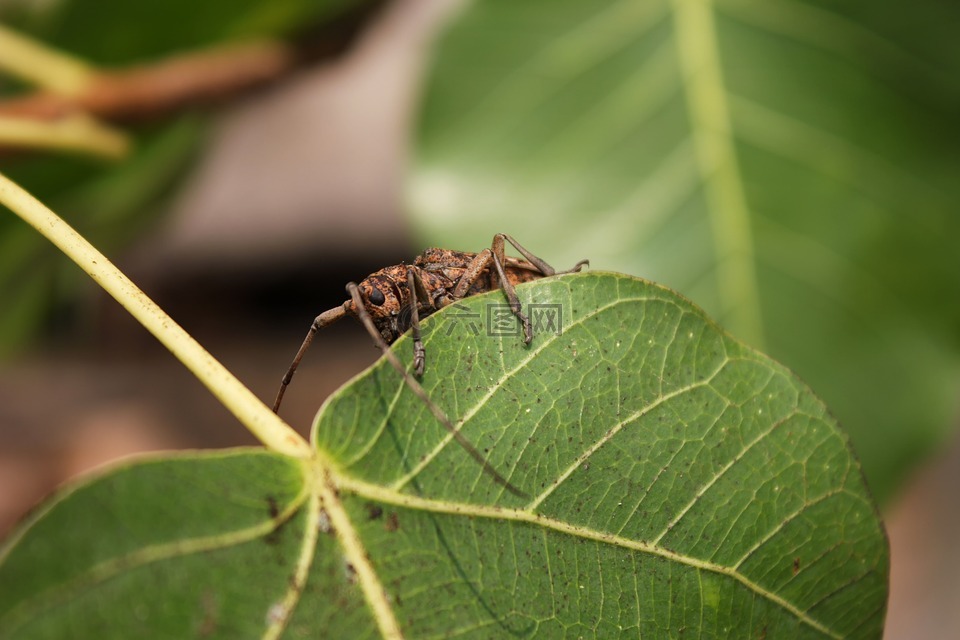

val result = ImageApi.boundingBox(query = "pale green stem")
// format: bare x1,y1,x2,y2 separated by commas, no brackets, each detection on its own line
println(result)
0,172,312,459
670,0,764,347
0,114,130,158
0,24,94,95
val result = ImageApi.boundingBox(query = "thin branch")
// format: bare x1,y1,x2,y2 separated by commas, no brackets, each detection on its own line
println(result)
0,170,312,460
0,113,129,158
0,24,94,95
0,0,388,125
0,40,297,122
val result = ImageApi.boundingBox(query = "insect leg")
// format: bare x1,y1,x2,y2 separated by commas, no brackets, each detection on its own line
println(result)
489,248,533,344
449,247,532,343
347,282,526,499
496,232,589,275
405,266,430,376
273,304,348,413
449,248,493,299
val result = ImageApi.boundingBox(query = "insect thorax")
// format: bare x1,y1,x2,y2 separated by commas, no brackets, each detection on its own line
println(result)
355,265,453,344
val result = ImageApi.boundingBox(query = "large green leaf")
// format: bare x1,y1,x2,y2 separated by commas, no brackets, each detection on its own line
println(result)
407,0,960,503
0,273,888,637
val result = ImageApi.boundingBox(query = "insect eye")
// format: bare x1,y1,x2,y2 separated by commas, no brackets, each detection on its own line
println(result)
368,289,386,306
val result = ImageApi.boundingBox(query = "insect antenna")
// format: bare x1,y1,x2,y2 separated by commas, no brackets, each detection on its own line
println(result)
346,282,527,499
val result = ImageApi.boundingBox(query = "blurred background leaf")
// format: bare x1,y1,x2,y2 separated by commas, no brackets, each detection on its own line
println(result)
407,0,960,504
0,0,375,356
1,0,357,64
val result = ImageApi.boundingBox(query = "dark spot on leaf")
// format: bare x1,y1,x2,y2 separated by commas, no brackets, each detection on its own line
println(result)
266,495,279,519
793,557,801,575
265,525,283,546
385,512,400,532
288,574,304,592
264,496,289,546
344,562,357,584
367,503,383,520
198,590,218,637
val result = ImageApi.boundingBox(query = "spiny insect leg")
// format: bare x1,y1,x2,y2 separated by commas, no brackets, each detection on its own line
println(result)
347,282,526,499
496,232,589,275
490,249,533,344
273,304,348,413
405,267,429,376
451,246,532,343
450,248,494,299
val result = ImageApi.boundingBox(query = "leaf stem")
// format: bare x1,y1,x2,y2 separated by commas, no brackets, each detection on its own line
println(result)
0,171,311,459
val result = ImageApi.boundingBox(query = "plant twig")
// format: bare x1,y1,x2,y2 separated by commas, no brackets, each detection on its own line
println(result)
0,2,387,130
0,40,296,122
0,171,312,460
0,113,129,157
0,24,94,95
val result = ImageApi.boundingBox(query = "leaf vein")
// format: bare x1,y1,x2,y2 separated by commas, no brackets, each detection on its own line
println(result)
391,293,682,493
338,478,843,638
529,354,728,511
731,486,844,571
650,410,798,545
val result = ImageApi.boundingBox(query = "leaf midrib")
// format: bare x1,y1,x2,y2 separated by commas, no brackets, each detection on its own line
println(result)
389,287,678,493
670,0,763,345
337,476,848,639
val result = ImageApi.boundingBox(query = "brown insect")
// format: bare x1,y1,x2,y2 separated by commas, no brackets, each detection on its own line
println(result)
273,233,588,496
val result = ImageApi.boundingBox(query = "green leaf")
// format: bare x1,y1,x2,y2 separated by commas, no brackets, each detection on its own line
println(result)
0,274,887,637
407,0,960,503
0,450,314,637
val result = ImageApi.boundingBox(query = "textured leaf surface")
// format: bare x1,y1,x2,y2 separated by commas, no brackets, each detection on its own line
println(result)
0,274,888,637
0,451,317,637
408,0,960,503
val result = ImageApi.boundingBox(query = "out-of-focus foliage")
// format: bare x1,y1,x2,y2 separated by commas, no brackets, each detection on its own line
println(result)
1,0,357,65
0,0,368,355
408,0,960,504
